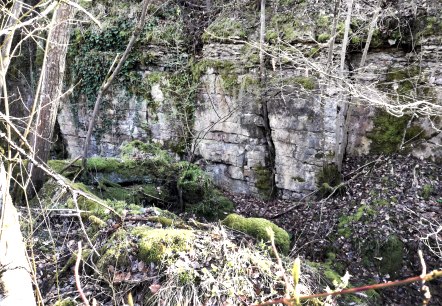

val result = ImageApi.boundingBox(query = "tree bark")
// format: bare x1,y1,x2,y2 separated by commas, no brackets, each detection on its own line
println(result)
335,0,353,170
326,0,341,72
82,0,150,168
259,0,276,199
28,2,74,195
0,161,36,306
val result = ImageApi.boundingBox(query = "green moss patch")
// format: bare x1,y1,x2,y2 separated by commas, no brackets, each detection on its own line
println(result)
337,205,376,238
132,227,194,263
222,214,290,254
255,166,275,200
53,299,76,306
367,110,425,154
191,59,239,95
378,235,404,275
178,162,212,204
266,13,311,43
316,164,343,198
422,184,434,200
187,190,235,221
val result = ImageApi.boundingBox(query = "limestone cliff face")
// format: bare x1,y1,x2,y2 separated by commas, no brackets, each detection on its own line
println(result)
59,0,442,199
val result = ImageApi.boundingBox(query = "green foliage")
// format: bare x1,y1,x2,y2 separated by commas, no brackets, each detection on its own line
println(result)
266,13,302,43
121,140,172,162
96,229,131,272
378,236,404,275
416,16,442,37
222,214,290,254
316,164,343,198
385,66,421,98
292,76,316,90
53,299,76,306
95,183,168,205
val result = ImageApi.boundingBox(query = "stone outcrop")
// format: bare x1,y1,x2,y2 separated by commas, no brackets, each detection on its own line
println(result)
57,0,442,200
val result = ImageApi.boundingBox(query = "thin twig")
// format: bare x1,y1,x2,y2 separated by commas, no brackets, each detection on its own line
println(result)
251,269,442,305
75,241,90,306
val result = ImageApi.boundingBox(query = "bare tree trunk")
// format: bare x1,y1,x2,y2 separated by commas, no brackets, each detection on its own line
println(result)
27,2,75,195
335,0,353,170
259,0,276,199
0,1,23,174
0,161,36,306
360,3,381,68
326,0,341,72
342,2,381,158
82,0,150,168
339,0,353,76
0,1,23,92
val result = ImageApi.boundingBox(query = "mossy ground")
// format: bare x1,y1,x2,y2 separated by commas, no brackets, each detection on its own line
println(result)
222,213,290,254
96,229,132,273
337,204,376,238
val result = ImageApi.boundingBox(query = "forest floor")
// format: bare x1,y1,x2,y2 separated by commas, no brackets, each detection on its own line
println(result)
232,154,442,305
26,154,441,305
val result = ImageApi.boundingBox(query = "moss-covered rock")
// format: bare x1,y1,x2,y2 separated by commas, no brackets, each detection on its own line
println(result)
94,182,169,206
222,214,290,254
191,59,239,95
367,110,425,154
178,162,212,204
133,227,194,263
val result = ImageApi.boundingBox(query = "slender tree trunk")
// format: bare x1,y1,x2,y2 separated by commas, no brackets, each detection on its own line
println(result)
82,0,150,168
335,0,353,170
339,0,353,76
259,0,276,199
360,3,381,68
0,0,23,182
0,1,23,92
28,2,75,195
326,0,341,72
342,2,381,156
